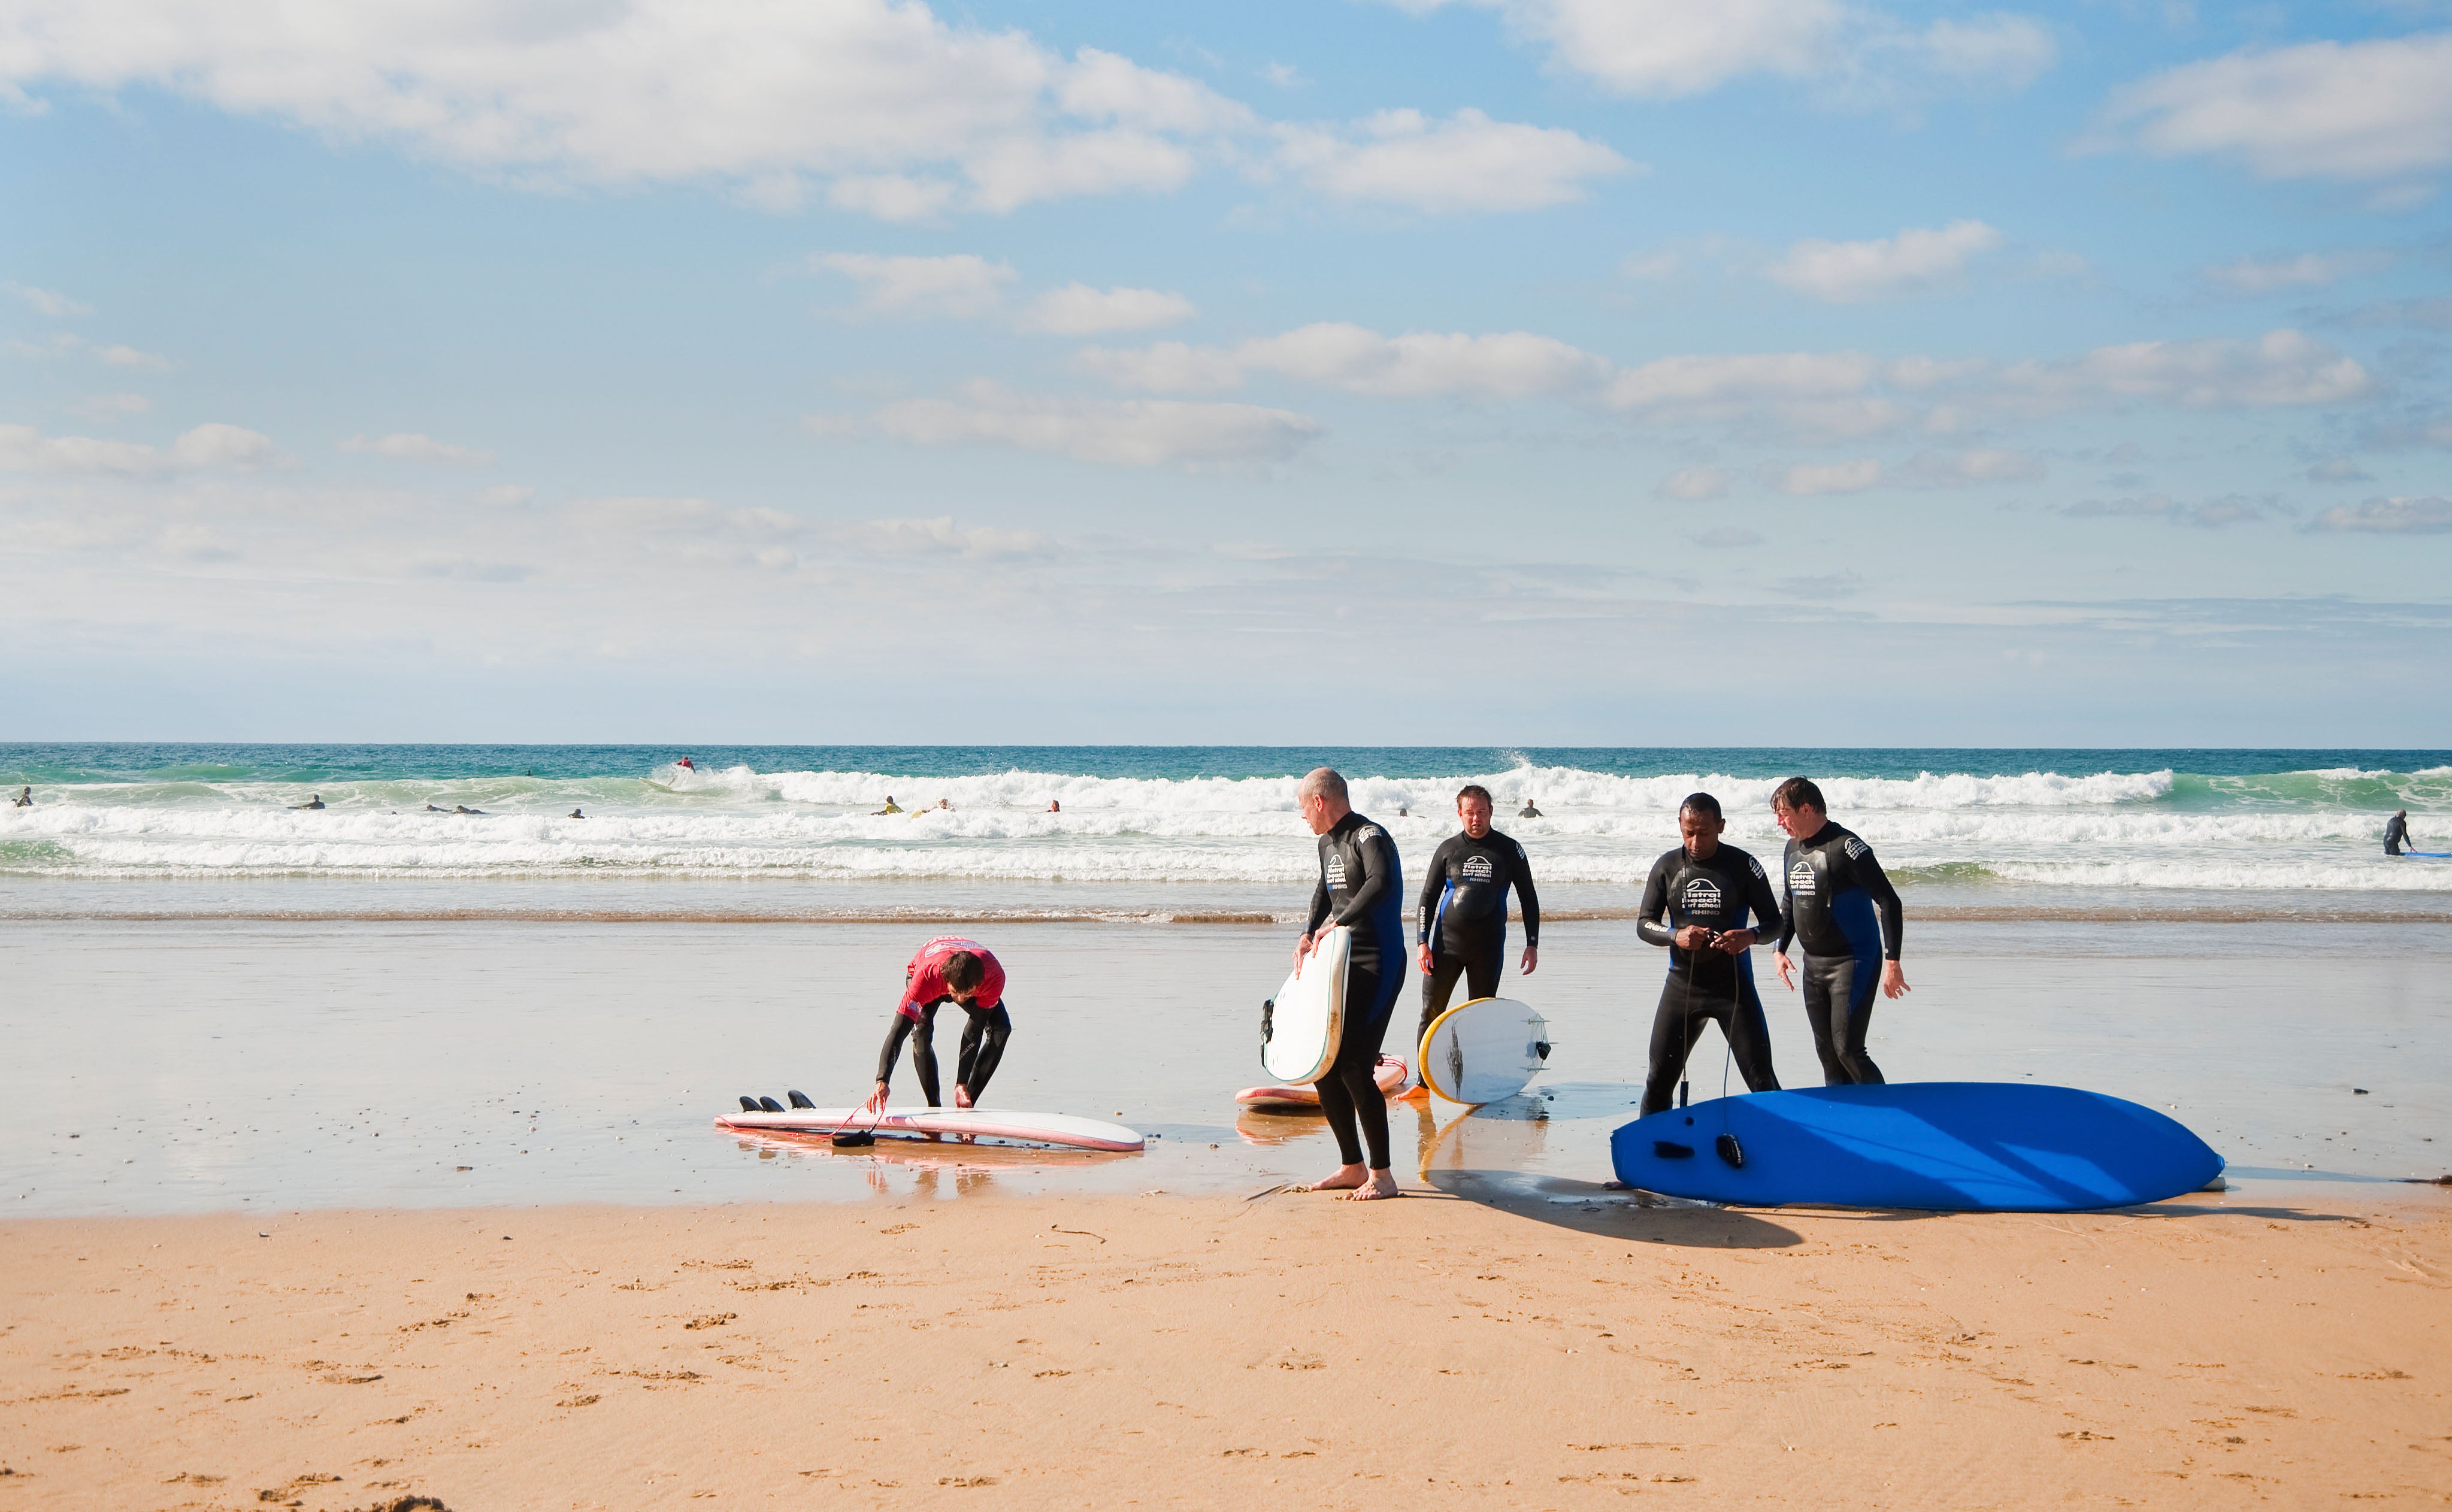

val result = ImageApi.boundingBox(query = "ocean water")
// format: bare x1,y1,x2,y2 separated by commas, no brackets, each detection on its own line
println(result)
2,745,2447,920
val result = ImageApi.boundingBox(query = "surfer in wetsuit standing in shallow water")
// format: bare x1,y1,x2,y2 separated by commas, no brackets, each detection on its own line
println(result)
1770,777,1907,1085
1636,792,1782,1116
1293,767,1406,1200
866,937,1012,1113
1414,783,1540,1056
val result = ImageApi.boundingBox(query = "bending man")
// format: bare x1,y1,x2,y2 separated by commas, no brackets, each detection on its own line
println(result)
868,936,1012,1111
1770,777,1907,1085
1635,792,1781,1116
2386,809,2413,856
1416,783,1540,1046
1293,767,1407,1200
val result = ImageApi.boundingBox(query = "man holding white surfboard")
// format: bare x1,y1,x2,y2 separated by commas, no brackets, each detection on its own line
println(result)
1292,767,1407,1201
1415,783,1540,1053
867,937,1012,1113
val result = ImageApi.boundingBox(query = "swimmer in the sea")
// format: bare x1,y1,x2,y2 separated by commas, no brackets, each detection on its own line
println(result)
569,808,586,819
936,798,953,812
11,786,29,807
1518,798,1542,819
453,804,484,816
1770,776,1906,1086
1293,767,1407,1201
874,796,903,815
292,794,326,810
868,937,1013,1112
425,804,446,813
1635,792,1782,1116
1046,799,1061,813
1414,783,1540,1073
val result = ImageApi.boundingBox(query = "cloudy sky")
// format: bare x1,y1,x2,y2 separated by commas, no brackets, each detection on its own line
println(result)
4,0,2448,746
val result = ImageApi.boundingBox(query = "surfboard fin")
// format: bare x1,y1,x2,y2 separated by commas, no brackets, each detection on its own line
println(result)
786,1090,815,1109
1260,997,1275,1044
1653,1140,1694,1159
757,1096,785,1113
1533,1041,1551,1060
738,1096,761,1112
1715,1133,1745,1169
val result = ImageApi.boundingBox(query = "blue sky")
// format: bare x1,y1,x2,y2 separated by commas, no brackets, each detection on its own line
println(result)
2,0,2448,744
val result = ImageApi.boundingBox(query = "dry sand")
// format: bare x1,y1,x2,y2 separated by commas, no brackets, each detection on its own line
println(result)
4,1181,2448,1510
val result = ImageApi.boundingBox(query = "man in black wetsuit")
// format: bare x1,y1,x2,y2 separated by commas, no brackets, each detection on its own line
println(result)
1770,777,1908,1086
2385,810,2412,856
1292,766,1406,1201
1635,792,1782,1116
1415,783,1539,1048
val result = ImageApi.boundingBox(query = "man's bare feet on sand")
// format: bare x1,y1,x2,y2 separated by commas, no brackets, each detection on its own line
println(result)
1299,1164,1400,1200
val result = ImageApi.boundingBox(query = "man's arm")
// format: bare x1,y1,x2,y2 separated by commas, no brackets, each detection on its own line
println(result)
875,1012,916,1086
1333,826,1397,924
1775,844,1797,955
1417,837,1452,944
1306,864,1332,937
1743,856,1783,942
1512,840,1540,947
1634,853,1676,949
1850,843,1905,960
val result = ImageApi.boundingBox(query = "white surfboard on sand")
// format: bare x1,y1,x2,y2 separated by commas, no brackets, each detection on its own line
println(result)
1418,996,1550,1105
1261,924,1348,1084
715,1107,1145,1152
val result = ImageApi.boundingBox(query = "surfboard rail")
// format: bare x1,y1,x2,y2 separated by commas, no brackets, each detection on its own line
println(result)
715,1107,1146,1152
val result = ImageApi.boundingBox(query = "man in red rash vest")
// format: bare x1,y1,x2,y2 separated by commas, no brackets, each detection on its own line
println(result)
866,937,1012,1111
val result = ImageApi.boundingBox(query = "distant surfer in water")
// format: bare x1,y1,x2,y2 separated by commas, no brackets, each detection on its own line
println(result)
1635,792,1782,1116
453,804,484,816
569,808,586,819
1414,783,1540,1072
1770,777,1906,1086
1293,767,1407,1200
677,757,695,771
2386,809,2412,856
1518,798,1542,819
874,796,903,815
1046,799,1061,813
11,786,29,807
868,937,1011,1112
292,794,326,810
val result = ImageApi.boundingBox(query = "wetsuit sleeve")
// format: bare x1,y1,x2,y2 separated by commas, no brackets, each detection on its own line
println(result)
875,1012,916,1084
1328,826,1397,928
1306,869,1331,937
1513,840,1540,947
1635,853,1676,949
1418,837,1453,944
1743,856,1782,940
1851,844,1905,960
1775,843,1797,955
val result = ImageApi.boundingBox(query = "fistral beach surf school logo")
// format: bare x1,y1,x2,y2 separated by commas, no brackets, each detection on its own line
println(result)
1789,859,1817,896
1461,855,1496,881
1843,837,1868,860
1324,853,1348,887
1679,877,1724,915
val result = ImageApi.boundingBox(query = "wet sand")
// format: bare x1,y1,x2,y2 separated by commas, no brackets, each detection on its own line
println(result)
4,1186,2448,1510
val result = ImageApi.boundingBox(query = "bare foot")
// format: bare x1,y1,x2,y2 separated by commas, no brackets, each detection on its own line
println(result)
1337,1169,1401,1202
953,1086,973,1110
1297,1163,1369,1193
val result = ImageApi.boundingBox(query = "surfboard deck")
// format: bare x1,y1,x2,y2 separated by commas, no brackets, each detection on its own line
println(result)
715,1107,1145,1152
1261,925,1348,1084
2397,851,2450,858
1610,1081,2222,1213
1418,996,1549,1104
1235,1056,1408,1113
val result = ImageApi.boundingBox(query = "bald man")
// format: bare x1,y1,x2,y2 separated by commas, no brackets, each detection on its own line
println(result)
1291,766,1408,1201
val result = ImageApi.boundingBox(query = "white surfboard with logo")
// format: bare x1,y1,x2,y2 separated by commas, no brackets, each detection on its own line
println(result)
1261,925,1348,1084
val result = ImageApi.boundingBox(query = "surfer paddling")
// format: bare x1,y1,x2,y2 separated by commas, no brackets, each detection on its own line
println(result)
1635,792,1782,1116
1769,777,1907,1086
867,937,1012,1113
1414,784,1540,1076
1292,768,1407,1200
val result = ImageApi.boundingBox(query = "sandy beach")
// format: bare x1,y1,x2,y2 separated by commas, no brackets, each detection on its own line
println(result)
5,1181,2448,1510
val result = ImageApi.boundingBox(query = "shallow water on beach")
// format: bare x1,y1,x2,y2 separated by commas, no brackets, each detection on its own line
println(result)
6,916,2448,1218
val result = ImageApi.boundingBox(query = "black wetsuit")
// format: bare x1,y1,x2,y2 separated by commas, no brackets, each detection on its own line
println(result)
2385,814,2410,856
1415,828,1540,1040
1635,843,1783,1116
1305,811,1406,1169
1776,822,1903,1086
874,999,1012,1107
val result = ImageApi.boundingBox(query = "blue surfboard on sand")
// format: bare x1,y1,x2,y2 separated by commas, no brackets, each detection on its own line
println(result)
1610,1082,2222,1213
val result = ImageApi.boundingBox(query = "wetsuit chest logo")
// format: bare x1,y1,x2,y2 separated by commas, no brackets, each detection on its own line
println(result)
1679,876,1723,916
1460,855,1494,881
1324,854,1348,887
1788,859,1817,896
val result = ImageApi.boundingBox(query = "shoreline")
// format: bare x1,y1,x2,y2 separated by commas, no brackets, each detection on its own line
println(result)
5,1189,2446,1509
5,905,2450,925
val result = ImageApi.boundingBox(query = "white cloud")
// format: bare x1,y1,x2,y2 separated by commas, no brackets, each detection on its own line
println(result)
2308,495,2452,534
2093,33,2452,181
1016,284,1195,335
814,252,1017,317
2306,456,2369,483
821,382,1324,468
1895,449,2045,487
1692,525,1761,548
2202,249,2396,293
1658,465,1730,501
4,281,92,317
1080,323,1613,399
0,420,273,474
72,392,151,420
0,0,1248,217
1619,250,1680,280
1603,351,1879,415
340,432,497,466
2056,493,2275,528
1071,341,1249,395
96,344,171,371
1377,1,2053,99
1994,329,2369,411
1769,221,2004,303
1776,458,1884,495
1272,108,1631,213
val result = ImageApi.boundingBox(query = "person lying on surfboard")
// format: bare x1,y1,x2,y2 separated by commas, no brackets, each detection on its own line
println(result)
866,937,1012,1113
